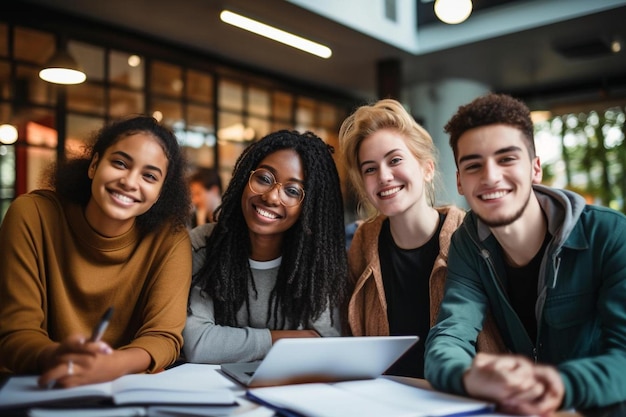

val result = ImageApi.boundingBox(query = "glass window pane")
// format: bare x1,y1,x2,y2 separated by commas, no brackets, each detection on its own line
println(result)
110,50,144,88
109,88,144,118
318,103,338,128
273,91,293,121
248,117,270,141
66,114,104,158
70,41,104,82
14,27,54,65
16,65,55,106
187,104,214,133
179,106,216,166
25,116,56,148
151,98,183,129
0,23,7,57
248,87,270,117
296,97,316,130
187,70,212,104
26,146,55,190
67,82,105,115
151,60,183,98
272,120,293,131
0,62,9,100
218,79,243,112
218,111,249,180
24,116,57,191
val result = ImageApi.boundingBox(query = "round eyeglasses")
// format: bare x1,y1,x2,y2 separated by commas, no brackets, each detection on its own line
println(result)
248,169,305,207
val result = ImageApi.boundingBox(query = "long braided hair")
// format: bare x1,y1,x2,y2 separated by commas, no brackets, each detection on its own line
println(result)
192,130,348,328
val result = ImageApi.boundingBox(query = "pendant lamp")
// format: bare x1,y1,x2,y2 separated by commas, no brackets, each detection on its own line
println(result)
39,47,86,85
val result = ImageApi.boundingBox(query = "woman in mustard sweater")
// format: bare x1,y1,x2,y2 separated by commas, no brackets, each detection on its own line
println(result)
0,116,192,388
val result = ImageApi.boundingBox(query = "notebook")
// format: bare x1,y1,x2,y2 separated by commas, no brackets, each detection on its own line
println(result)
221,335,418,388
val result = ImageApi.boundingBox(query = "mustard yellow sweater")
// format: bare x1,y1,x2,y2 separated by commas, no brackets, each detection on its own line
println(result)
0,190,192,374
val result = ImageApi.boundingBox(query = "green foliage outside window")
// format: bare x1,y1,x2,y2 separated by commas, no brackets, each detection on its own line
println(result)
535,106,626,213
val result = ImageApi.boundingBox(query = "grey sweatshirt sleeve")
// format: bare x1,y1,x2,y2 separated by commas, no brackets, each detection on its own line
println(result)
182,286,273,363
309,306,342,337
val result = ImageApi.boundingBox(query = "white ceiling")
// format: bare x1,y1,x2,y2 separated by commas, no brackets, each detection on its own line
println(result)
14,0,626,112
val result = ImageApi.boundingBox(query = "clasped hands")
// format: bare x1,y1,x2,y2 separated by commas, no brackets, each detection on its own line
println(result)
37,334,113,389
463,352,565,416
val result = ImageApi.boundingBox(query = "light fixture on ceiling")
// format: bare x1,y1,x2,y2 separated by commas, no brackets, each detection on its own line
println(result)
0,124,18,145
434,0,473,25
611,38,622,53
39,47,86,85
220,10,332,59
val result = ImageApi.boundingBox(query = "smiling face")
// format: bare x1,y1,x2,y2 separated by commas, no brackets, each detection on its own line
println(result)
456,124,542,228
85,132,168,236
241,148,304,242
358,128,434,218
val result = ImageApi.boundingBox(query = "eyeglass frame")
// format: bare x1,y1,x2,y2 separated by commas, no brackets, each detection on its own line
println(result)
247,169,306,207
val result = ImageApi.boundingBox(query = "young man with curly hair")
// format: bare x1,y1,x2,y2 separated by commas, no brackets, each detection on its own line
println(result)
425,93,626,415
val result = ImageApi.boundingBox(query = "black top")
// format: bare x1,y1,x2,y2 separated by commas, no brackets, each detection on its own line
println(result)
378,213,444,378
504,233,551,344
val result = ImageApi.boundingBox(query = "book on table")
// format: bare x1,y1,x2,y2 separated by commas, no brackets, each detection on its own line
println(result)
247,377,494,417
0,363,237,410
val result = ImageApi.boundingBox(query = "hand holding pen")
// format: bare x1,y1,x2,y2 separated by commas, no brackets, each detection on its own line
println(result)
39,307,114,388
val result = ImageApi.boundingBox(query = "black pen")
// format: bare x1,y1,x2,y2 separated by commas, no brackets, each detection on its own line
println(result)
89,307,114,342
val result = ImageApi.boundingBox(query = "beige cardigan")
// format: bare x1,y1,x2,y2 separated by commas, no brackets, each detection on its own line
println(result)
346,206,506,354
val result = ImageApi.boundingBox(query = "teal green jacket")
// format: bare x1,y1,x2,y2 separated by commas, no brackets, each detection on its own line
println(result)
425,185,626,410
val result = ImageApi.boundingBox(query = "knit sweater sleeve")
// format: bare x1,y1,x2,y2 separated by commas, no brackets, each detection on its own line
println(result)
0,194,54,372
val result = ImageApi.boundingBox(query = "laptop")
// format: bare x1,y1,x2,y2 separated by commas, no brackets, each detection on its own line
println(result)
221,335,418,388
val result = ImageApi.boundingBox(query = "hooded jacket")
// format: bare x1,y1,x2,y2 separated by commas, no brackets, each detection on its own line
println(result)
425,185,626,410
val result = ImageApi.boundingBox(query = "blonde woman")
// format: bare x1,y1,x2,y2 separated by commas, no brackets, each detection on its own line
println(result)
339,99,504,378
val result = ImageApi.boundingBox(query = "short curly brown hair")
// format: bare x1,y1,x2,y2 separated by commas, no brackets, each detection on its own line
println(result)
445,93,535,166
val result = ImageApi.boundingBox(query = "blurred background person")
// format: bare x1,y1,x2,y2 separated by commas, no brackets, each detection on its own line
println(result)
188,167,223,227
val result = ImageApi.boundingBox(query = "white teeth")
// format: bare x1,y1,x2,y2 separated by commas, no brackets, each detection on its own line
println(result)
379,186,401,197
112,192,134,203
256,207,278,219
481,190,508,200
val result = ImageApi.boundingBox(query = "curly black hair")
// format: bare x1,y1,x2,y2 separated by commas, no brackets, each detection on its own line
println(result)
50,115,190,234
193,130,348,329
445,93,536,165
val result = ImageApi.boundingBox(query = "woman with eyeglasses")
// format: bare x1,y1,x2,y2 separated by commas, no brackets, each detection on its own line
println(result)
183,130,348,363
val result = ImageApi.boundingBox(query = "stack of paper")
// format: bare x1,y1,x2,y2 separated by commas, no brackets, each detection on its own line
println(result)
247,377,494,417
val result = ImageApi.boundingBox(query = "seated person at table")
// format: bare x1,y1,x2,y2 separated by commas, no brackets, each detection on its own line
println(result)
183,130,347,363
338,98,504,378
188,167,223,227
0,116,192,388
425,93,626,415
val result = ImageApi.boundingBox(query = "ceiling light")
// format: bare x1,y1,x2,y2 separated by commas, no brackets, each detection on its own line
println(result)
0,124,18,145
611,39,622,53
220,10,332,59
39,48,86,85
434,0,473,25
